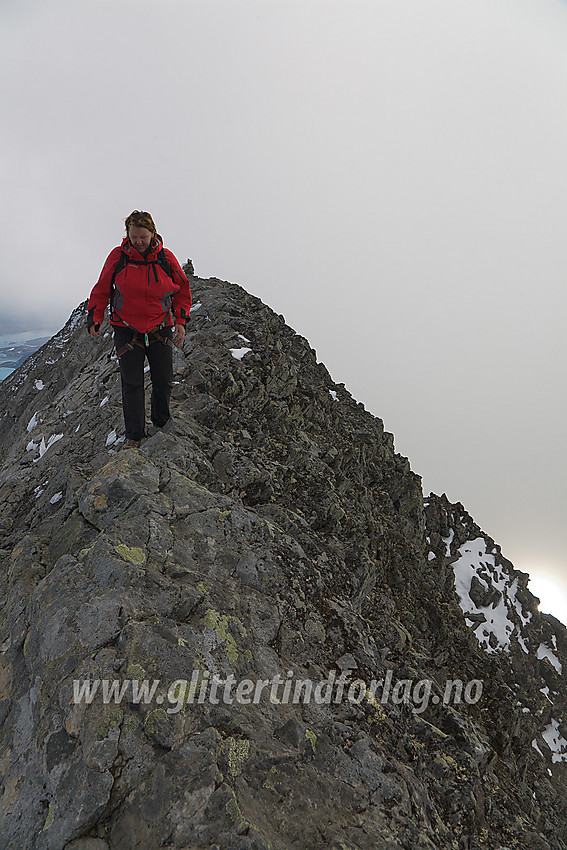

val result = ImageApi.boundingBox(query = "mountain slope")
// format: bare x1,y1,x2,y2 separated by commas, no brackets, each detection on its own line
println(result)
0,272,565,850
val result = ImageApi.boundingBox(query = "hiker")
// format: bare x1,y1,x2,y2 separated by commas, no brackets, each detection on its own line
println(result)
87,210,192,447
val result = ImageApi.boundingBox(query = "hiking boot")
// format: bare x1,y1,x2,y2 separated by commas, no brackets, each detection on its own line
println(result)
122,438,142,449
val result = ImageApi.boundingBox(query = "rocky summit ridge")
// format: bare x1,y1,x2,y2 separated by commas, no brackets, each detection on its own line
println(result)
0,270,566,850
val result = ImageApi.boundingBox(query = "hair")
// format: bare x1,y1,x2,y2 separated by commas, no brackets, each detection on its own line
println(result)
125,210,157,237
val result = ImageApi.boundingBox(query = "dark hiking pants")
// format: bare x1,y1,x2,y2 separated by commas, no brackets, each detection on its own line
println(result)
113,325,174,441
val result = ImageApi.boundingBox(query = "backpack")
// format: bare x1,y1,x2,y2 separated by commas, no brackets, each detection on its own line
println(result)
110,247,174,289
110,248,175,325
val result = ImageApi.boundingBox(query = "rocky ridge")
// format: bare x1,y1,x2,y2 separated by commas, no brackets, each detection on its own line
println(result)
0,271,565,849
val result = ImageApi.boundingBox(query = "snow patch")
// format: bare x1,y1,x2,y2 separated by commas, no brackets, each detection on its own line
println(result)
442,528,454,557
27,412,40,432
537,643,563,675
540,686,554,704
49,492,63,504
33,433,64,462
542,719,567,763
34,380,44,390
230,347,252,361
452,536,531,654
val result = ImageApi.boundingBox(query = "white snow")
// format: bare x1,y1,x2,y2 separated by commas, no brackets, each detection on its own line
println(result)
100,396,109,407
428,551,436,561
27,412,40,432
532,739,545,757
540,686,554,704
442,528,454,556
229,347,252,360
329,390,338,401
144,365,150,373
26,439,39,453
238,334,251,344
105,429,117,447
542,719,567,763
34,379,44,390
452,536,531,654
49,492,63,504
537,643,563,675
191,301,202,311
33,433,64,462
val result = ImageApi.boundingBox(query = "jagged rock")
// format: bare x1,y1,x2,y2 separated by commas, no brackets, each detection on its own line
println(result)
0,275,565,849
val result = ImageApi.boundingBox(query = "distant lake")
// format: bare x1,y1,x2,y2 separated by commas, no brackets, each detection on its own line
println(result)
0,329,56,345
0,329,56,382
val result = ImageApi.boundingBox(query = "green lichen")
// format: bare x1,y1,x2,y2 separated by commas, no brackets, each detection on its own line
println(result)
115,544,146,565
144,708,168,736
305,728,317,753
221,736,251,777
365,689,388,720
225,788,244,824
413,715,448,739
123,715,139,734
201,608,247,663
263,767,278,793
126,663,147,680
78,542,96,561
41,802,56,831
98,709,123,739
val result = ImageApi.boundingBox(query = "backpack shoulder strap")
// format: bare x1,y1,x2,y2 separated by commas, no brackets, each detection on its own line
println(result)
110,251,128,316
111,251,128,286
156,248,174,280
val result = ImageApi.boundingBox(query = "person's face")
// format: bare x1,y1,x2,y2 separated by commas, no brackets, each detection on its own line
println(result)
128,225,154,255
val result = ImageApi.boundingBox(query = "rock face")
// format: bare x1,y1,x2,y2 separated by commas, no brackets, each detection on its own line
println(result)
0,272,565,850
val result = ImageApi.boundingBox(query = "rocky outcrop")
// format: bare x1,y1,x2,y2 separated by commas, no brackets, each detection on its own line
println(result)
0,272,565,849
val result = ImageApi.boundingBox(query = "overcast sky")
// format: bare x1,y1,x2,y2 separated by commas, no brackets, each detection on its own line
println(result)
2,0,567,623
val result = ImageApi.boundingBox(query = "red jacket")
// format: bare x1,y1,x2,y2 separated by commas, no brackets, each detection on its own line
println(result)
88,237,192,333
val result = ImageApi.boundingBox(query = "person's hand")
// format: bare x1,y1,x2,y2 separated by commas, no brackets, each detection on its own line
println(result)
173,323,185,347
89,323,101,338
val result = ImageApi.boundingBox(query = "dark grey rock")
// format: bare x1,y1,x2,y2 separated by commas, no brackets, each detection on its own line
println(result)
0,278,565,849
